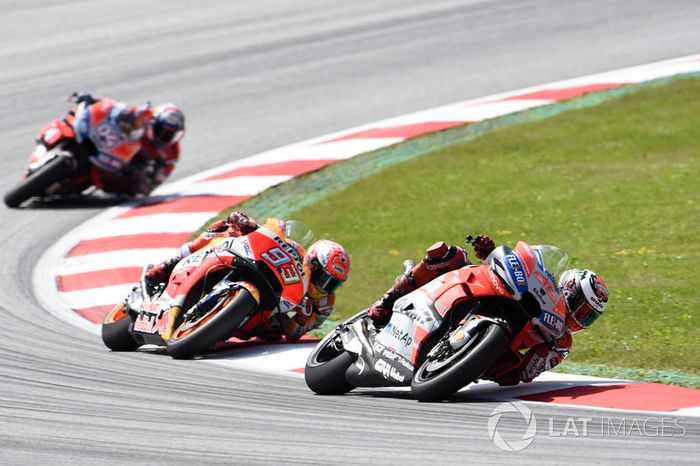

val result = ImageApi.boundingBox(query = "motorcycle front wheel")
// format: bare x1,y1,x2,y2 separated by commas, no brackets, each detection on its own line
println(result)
4,154,73,208
304,310,367,395
166,287,258,359
411,321,509,402
101,302,139,351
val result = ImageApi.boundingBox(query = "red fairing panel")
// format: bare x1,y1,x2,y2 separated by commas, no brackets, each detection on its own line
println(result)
35,119,74,148
420,265,512,317
246,228,307,307
513,241,537,276
167,251,236,304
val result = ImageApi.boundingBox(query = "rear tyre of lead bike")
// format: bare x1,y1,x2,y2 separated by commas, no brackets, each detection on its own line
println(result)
304,310,367,395
410,322,509,402
166,288,258,360
4,154,73,208
101,303,139,351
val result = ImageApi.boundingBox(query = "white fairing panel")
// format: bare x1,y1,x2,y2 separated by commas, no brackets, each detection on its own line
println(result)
376,288,443,361
216,236,255,260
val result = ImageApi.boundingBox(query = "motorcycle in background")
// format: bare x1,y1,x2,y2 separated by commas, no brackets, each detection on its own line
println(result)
4,94,150,208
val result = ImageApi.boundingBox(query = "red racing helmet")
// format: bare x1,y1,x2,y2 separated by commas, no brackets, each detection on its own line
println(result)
304,240,350,294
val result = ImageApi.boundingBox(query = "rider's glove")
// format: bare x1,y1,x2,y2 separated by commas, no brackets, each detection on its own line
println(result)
152,165,170,185
285,298,315,341
227,211,258,236
473,235,495,261
73,91,98,105
294,298,315,325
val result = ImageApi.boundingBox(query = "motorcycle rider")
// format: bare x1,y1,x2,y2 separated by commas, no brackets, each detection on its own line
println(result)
129,102,185,195
146,211,351,342
367,236,609,386
72,92,184,195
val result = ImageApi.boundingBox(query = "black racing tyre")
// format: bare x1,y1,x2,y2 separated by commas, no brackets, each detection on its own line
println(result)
304,310,367,395
305,345,355,395
4,154,73,208
411,322,509,402
166,288,258,360
101,303,139,351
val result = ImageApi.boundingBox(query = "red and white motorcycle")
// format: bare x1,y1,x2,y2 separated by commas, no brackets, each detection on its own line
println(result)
4,94,150,207
101,223,310,359
305,237,571,401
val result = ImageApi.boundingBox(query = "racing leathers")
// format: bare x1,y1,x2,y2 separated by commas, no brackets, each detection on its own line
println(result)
146,212,335,342
71,92,179,195
367,235,573,386
118,136,180,196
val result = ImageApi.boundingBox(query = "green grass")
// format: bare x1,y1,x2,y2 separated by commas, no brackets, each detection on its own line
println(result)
209,75,700,379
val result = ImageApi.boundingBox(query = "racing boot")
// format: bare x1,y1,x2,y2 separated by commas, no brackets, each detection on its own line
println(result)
367,274,413,327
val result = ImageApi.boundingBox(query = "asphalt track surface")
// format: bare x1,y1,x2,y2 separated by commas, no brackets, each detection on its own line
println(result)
1,1,700,464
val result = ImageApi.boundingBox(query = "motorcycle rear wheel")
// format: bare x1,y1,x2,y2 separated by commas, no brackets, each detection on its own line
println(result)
304,310,367,395
101,303,139,351
166,287,258,359
4,154,73,208
411,322,509,402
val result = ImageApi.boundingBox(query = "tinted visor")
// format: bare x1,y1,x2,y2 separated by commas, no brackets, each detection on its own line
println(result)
154,122,183,145
312,268,343,294
568,293,602,329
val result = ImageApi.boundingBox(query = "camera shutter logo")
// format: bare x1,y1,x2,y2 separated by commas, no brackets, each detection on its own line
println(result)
487,402,537,452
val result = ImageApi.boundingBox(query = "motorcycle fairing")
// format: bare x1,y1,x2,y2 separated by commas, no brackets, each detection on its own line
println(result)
127,285,174,345
488,242,568,340
132,227,308,345
245,227,308,301
35,118,74,149
74,100,142,173
25,118,77,175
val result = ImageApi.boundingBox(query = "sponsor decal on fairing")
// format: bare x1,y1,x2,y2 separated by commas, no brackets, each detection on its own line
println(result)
374,358,406,383
538,310,564,333
505,254,528,293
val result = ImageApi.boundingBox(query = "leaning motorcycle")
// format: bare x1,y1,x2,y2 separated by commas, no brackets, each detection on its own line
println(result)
101,223,311,359
4,94,145,208
305,238,570,401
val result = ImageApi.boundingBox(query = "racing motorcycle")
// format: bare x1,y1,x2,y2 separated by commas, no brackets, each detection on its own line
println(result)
4,94,147,208
305,237,570,401
101,222,311,359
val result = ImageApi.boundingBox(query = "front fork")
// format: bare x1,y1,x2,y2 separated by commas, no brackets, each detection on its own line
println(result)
160,278,261,341
183,279,261,322
432,315,511,358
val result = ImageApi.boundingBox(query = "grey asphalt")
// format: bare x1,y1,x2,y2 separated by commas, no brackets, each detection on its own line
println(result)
1,1,699,464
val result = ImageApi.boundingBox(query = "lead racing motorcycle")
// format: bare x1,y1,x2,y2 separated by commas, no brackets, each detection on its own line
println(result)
4,94,153,207
305,237,570,401
101,222,310,359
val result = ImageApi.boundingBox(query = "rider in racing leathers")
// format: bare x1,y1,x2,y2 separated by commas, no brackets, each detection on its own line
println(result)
367,236,609,386
72,92,184,195
129,102,184,195
146,211,351,342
